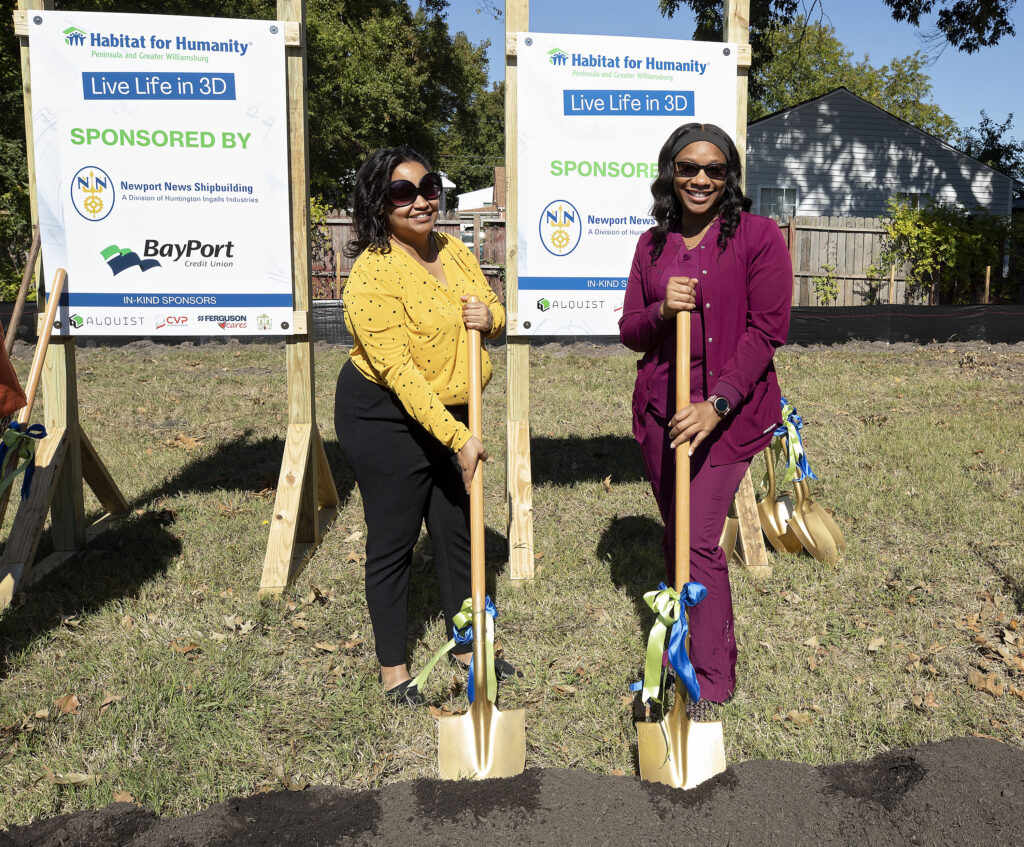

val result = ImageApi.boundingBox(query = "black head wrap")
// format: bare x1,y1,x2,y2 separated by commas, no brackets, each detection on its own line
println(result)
669,129,731,162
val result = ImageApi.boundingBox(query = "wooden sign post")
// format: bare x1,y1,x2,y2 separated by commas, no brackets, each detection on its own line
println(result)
2,0,129,611
258,0,339,595
503,0,769,580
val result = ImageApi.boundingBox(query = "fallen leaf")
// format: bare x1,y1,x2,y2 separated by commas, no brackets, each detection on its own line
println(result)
170,640,200,655
54,695,80,716
786,710,811,727
314,642,338,653
781,591,802,605
120,615,135,630
867,637,885,653
291,619,309,631
428,705,458,719
345,551,360,563
910,692,940,712
113,790,136,803
99,693,122,716
609,768,626,776
42,766,100,787
341,636,364,650
602,475,613,492
553,684,577,696
343,530,363,542
802,636,819,649
273,764,308,791
967,668,1005,697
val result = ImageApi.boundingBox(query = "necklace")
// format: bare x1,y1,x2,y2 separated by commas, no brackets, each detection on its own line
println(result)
682,216,717,250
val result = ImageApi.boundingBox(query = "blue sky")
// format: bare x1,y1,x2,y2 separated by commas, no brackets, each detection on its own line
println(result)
444,1,1021,139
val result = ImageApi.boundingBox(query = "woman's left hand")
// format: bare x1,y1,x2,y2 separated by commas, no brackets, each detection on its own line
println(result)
461,296,493,332
669,401,722,455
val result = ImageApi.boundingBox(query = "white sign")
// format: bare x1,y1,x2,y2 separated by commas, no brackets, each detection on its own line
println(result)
516,33,737,335
29,10,293,336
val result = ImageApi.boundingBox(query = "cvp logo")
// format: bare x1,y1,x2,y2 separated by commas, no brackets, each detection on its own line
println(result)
539,200,582,257
71,166,114,222
156,316,188,330
101,243,160,275
63,26,87,46
548,47,568,67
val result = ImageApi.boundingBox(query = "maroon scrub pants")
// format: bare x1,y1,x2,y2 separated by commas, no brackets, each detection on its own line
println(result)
638,409,749,704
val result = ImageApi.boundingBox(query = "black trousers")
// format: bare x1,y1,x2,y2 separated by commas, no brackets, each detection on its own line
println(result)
334,360,473,666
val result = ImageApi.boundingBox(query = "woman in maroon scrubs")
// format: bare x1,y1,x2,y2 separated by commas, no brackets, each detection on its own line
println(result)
619,123,793,719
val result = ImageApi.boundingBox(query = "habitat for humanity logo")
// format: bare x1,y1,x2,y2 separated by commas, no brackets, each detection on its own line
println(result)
548,47,568,66
71,166,114,221
63,26,87,46
101,244,161,275
538,200,582,256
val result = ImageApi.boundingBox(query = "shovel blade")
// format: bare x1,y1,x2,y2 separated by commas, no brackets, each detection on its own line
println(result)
637,698,726,789
438,699,526,780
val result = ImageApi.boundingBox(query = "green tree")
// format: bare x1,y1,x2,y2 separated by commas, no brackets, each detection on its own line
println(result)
958,110,1024,196
749,17,958,142
437,81,504,196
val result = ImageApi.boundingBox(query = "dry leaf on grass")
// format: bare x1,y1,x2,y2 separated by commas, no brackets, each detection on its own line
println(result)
786,709,811,727
34,709,50,720
54,695,80,716
602,475,613,492
343,530,363,542
967,669,1005,697
867,637,886,653
42,766,100,787
314,642,337,653
910,692,940,712
428,705,459,719
113,790,136,804
169,640,200,655
802,636,819,649
273,764,308,791
345,552,360,563
99,693,122,716
609,768,626,776
163,431,204,450
553,684,577,696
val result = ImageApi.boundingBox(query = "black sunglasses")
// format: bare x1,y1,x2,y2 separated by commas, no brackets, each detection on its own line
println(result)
387,172,443,207
673,160,728,181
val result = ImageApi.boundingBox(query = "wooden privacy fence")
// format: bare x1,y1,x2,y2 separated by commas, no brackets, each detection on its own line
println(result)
782,216,907,307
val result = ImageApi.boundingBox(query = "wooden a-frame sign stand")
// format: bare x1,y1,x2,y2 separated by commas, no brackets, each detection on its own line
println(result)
5,0,336,607
259,0,339,595
504,0,771,580
1,0,130,611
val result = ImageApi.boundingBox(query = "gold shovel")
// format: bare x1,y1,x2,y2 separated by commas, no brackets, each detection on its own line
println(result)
637,302,726,789
437,299,525,780
758,446,803,554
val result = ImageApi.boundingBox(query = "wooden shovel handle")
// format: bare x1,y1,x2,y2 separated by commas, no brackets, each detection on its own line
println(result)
4,226,40,356
18,268,67,427
466,297,488,686
673,285,691,592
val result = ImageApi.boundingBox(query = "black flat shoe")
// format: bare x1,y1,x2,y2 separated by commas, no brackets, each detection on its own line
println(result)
450,653,524,681
385,679,425,706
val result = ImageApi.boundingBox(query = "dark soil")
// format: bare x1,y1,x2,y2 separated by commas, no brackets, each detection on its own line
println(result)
3,736,1022,846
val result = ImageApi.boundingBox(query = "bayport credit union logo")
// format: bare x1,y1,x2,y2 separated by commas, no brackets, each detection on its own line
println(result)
101,244,161,275
539,200,582,257
71,166,114,222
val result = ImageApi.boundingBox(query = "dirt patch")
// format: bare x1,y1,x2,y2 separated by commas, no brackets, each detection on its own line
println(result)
3,737,1021,847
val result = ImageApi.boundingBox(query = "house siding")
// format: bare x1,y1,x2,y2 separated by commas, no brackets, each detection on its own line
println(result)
746,89,1014,218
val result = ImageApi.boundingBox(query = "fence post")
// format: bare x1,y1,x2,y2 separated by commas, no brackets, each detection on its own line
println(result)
888,264,895,305
984,265,991,304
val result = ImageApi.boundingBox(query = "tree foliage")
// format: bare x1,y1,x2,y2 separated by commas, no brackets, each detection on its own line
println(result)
437,81,504,195
749,17,959,142
870,198,1018,305
958,110,1024,192
0,0,496,294
881,0,1016,53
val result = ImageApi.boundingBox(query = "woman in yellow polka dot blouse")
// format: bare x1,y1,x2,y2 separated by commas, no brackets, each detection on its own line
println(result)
336,146,515,705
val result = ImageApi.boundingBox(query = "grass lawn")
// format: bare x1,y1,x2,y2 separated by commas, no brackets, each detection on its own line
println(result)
1,339,1022,826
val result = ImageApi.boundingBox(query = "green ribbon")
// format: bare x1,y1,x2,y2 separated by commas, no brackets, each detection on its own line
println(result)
774,402,803,486
641,585,682,704
410,596,497,703
0,424,43,498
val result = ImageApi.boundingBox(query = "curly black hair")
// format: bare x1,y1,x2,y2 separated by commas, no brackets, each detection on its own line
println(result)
344,146,433,258
648,123,745,262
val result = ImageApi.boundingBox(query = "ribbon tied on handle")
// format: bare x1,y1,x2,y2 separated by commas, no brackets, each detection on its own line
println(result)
772,396,817,485
0,422,47,499
411,594,499,704
640,581,706,705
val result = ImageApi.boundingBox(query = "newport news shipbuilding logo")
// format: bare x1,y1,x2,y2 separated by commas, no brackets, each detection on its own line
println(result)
71,166,114,221
101,244,161,275
539,200,581,256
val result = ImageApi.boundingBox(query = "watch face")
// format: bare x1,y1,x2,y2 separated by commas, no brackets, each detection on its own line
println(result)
713,396,730,415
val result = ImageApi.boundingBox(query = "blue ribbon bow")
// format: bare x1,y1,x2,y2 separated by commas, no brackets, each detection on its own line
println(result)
640,581,706,705
461,595,498,703
773,396,817,483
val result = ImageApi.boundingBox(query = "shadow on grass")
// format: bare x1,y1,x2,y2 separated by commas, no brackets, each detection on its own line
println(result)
131,430,356,509
599,514,667,626
532,435,645,486
0,512,181,683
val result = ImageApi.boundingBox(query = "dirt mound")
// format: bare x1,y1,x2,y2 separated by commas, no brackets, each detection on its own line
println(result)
3,736,1021,847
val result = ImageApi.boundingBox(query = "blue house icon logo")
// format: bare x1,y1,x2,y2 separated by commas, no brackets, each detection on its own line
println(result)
63,26,87,46
548,48,568,67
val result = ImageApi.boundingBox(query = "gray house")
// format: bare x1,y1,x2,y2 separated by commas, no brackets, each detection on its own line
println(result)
745,87,1015,220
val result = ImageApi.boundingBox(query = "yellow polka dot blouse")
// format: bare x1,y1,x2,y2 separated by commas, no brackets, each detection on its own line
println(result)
343,232,505,451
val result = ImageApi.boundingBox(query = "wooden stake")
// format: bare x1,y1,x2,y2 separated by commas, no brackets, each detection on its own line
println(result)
984,265,991,304
2,1,129,612
259,0,339,594
505,0,535,580
889,263,896,304
724,0,770,577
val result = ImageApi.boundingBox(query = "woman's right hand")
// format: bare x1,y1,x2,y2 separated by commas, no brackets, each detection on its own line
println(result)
659,276,698,319
456,435,489,493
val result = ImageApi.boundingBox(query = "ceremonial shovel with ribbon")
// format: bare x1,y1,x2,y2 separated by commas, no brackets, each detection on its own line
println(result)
436,297,525,779
636,299,727,789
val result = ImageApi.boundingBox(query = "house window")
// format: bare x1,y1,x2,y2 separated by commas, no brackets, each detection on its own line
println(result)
893,192,929,208
759,187,797,220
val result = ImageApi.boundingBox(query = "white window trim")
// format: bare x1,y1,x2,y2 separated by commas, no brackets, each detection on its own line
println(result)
756,185,799,219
